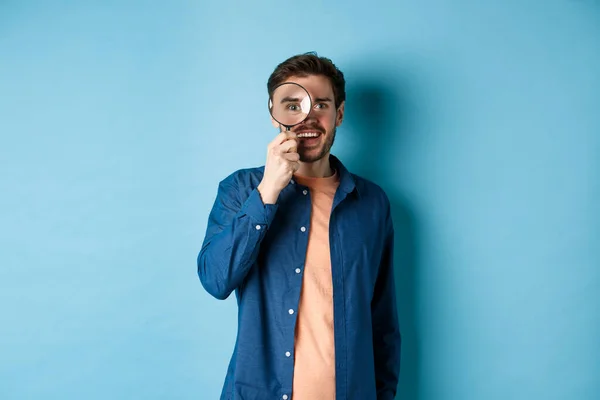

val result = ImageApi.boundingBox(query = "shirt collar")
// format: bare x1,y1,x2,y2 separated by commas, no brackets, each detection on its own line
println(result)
329,154,360,198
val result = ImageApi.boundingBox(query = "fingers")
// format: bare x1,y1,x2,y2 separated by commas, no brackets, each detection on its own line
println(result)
282,152,300,162
279,138,298,154
269,132,297,148
284,157,300,172
283,152,300,173
269,132,287,148
266,132,299,176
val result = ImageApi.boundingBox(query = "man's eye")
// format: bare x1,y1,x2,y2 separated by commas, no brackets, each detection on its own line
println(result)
287,104,300,111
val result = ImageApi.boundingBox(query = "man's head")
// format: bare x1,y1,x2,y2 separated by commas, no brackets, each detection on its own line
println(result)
267,53,346,163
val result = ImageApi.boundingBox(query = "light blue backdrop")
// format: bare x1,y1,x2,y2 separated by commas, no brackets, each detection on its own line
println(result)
1,1,598,399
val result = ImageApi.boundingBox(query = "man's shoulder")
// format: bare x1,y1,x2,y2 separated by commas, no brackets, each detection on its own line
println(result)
332,155,390,205
347,172,394,229
350,172,391,205
219,165,265,188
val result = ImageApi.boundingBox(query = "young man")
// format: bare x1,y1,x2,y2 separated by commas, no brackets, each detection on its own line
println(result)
198,53,401,400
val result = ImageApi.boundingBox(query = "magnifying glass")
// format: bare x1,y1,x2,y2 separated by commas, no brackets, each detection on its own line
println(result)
268,82,312,131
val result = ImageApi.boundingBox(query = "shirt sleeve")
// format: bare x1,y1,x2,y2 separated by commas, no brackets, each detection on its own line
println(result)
371,199,402,399
197,176,278,300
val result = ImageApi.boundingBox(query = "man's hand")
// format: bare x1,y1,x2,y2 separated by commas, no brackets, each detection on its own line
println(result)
257,132,300,204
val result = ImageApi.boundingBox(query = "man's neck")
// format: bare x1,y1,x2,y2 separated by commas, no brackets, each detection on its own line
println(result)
295,154,333,178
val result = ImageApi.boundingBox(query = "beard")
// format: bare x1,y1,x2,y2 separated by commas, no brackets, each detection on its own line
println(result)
295,125,337,163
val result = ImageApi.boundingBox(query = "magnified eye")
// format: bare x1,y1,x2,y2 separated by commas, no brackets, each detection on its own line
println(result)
269,83,312,127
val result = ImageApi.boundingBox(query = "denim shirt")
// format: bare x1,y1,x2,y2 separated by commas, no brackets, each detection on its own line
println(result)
197,155,401,400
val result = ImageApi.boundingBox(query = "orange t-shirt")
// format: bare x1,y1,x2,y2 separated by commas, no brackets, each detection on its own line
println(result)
291,169,340,400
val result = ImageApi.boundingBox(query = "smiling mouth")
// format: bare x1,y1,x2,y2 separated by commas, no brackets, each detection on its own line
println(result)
296,132,321,138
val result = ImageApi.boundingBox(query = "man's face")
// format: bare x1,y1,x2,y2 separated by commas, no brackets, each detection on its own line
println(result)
271,74,345,163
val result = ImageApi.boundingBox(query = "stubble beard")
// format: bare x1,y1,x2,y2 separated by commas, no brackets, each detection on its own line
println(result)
298,126,336,163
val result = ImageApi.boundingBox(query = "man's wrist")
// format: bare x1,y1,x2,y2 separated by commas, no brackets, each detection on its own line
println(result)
257,182,279,205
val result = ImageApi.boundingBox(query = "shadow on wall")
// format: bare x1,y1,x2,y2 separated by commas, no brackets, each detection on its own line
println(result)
343,73,422,400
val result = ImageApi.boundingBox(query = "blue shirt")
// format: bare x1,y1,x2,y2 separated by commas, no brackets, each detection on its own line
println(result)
197,155,401,400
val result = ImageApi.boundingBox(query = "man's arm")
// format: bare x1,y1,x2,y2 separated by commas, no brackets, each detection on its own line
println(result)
371,200,401,399
197,175,277,300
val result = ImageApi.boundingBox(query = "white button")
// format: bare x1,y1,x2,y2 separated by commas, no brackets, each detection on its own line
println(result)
255,225,261,230
283,395,288,400
290,179,295,184
288,309,294,314
300,226,306,232
295,268,301,274
285,351,291,357
302,189,308,195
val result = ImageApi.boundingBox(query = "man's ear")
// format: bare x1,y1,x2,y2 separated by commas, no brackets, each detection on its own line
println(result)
336,101,345,127
271,116,280,129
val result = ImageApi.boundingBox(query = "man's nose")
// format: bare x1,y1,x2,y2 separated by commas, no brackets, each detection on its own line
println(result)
304,105,319,120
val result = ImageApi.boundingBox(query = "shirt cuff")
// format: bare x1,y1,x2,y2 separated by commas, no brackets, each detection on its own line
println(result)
240,188,278,227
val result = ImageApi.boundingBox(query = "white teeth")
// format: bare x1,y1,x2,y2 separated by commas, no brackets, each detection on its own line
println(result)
297,132,319,138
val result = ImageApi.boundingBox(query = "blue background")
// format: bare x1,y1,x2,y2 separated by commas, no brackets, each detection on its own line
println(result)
1,1,599,399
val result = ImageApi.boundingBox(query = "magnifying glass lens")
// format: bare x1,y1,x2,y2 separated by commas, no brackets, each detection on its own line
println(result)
269,83,311,128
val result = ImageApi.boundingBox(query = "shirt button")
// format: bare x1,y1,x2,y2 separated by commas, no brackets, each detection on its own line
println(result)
283,395,289,400
300,226,306,232
255,225,261,230
302,189,308,195
288,309,294,315
285,351,291,357
295,268,301,274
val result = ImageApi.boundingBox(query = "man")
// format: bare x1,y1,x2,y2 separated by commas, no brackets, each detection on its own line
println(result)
197,52,401,400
